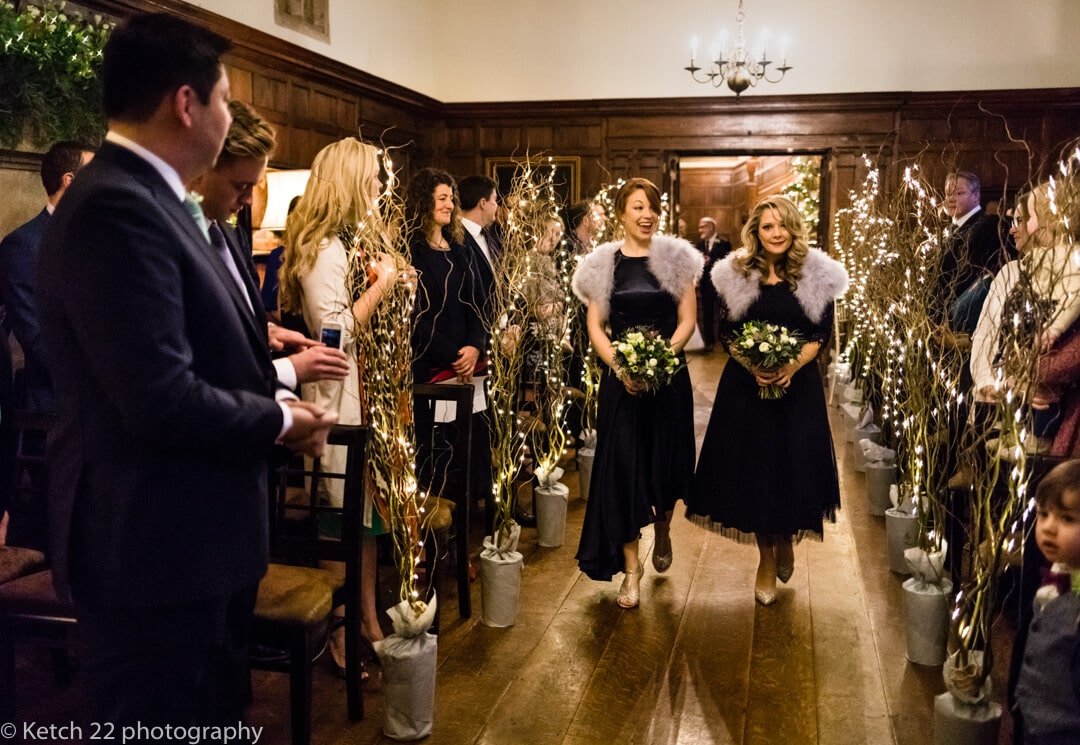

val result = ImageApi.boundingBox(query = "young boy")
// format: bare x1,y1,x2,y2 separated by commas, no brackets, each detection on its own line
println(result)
1013,459,1080,744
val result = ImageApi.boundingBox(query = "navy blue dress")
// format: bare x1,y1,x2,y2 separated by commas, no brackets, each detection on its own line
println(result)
687,282,840,543
575,253,696,581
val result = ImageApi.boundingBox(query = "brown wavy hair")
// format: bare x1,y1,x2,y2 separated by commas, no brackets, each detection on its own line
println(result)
405,167,463,245
735,194,810,290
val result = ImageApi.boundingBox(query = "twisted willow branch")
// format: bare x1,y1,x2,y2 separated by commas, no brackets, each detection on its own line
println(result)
345,150,425,611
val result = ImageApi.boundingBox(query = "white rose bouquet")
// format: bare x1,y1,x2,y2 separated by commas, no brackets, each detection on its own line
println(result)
732,321,805,399
612,327,684,393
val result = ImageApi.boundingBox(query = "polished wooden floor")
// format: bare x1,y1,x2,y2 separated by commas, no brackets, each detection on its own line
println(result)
14,351,1019,744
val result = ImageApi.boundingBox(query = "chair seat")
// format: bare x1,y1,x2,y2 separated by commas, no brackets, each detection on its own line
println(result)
427,497,455,533
254,564,338,627
0,546,47,585
0,570,72,618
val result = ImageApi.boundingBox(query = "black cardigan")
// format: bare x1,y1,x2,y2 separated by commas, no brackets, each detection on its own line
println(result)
409,231,486,382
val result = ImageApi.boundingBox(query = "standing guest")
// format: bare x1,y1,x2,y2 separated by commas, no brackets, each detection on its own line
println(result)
563,200,594,257
677,216,688,239
696,215,732,350
457,174,501,318
189,101,350,391
939,171,1011,313
571,178,700,607
38,13,335,734
407,168,489,519
687,195,847,606
1012,460,1080,745
278,137,411,674
1,141,94,412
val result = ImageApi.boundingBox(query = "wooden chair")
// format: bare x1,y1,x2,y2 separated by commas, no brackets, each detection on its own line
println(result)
249,424,367,745
413,383,474,627
0,411,73,718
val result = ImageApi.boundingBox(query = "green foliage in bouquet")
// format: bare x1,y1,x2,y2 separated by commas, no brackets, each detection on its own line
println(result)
0,1,111,149
612,326,683,392
732,321,805,399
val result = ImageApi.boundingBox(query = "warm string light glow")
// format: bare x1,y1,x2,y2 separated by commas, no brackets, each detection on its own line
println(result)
485,159,564,544
344,148,426,612
837,141,1080,696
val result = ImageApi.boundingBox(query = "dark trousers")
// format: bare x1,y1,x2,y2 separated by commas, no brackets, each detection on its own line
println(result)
77,585,258,743
698,282,719,348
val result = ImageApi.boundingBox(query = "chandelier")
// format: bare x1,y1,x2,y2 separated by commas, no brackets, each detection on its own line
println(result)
684,0,793,100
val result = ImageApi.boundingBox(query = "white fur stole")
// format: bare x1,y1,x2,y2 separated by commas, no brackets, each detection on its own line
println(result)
710,248,849,324
571,235,704,321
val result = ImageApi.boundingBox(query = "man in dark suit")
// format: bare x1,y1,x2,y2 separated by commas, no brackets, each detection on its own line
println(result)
455,175,501,524
457,174,500,316
695,216,732,349
1,141,93,412
39,13,334,733
939,171,1011,316
188,100,349,389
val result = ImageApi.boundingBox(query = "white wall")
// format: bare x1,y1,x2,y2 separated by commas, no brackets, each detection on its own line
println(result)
192,0,1080,103
188,0,439,97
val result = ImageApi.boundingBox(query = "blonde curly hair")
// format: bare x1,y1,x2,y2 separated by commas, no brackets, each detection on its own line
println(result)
735,194,810,291
277,137,382,315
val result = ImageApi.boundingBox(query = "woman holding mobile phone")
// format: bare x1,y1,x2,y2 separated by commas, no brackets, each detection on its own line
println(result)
278,137,411,677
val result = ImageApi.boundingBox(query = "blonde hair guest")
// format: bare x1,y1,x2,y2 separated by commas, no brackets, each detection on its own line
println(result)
277,136,409,674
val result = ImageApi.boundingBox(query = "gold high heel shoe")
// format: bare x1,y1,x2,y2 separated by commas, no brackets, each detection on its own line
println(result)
617,565,642,609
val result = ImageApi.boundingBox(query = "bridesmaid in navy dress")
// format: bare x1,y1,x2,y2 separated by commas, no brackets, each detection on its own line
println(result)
687,195,847,606
571,178,702,609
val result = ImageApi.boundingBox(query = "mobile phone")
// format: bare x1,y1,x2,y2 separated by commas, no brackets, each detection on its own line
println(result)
320,322,343,349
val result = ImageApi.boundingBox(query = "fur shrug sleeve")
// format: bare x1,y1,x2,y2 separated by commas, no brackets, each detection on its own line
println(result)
710,248,848,324
571,235,704,321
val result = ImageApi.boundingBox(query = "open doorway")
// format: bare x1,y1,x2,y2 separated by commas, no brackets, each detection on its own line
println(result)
675,153,825,248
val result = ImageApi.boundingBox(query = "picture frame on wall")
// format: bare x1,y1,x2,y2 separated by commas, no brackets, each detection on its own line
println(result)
484,156,581,208
274,0,330,42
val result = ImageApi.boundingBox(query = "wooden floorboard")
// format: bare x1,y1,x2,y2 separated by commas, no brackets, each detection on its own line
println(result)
12,350,1023,745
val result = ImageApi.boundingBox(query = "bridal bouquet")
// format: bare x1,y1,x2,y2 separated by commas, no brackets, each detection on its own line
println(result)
733,321,805,399
612,327,683,392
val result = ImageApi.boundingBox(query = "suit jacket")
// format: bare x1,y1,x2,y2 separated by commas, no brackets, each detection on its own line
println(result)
695,236,732,266
461,228,497,318
939,209,1011,307
39,142,283,607
0,209,55,411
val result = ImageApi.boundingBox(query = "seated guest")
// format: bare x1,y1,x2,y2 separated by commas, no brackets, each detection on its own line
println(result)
188,101,349,390
277,137,410,672
1,141,94,412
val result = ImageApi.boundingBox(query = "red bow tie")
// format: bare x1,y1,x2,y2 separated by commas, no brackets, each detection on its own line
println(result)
1042,568,1074,596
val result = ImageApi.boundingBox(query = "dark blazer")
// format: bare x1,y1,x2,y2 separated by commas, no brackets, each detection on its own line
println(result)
0,209,54,411
695,236,732,265
461,227,497,317
939,209,1012,306
39,142,283,607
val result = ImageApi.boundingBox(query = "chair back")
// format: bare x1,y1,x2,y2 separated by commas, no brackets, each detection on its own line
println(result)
413,383,473,505
7,411,54,551
268,425,367,569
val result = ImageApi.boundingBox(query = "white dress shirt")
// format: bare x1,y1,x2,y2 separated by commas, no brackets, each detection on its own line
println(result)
461,217,494,268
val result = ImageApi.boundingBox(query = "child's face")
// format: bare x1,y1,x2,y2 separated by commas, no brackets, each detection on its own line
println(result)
1036,489,1080,567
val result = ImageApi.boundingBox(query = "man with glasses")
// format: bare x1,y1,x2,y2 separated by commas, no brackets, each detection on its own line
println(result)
940,171,1012,323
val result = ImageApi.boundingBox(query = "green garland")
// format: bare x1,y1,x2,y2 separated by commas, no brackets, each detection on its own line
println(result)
782,156,821,245
0,1,112,149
